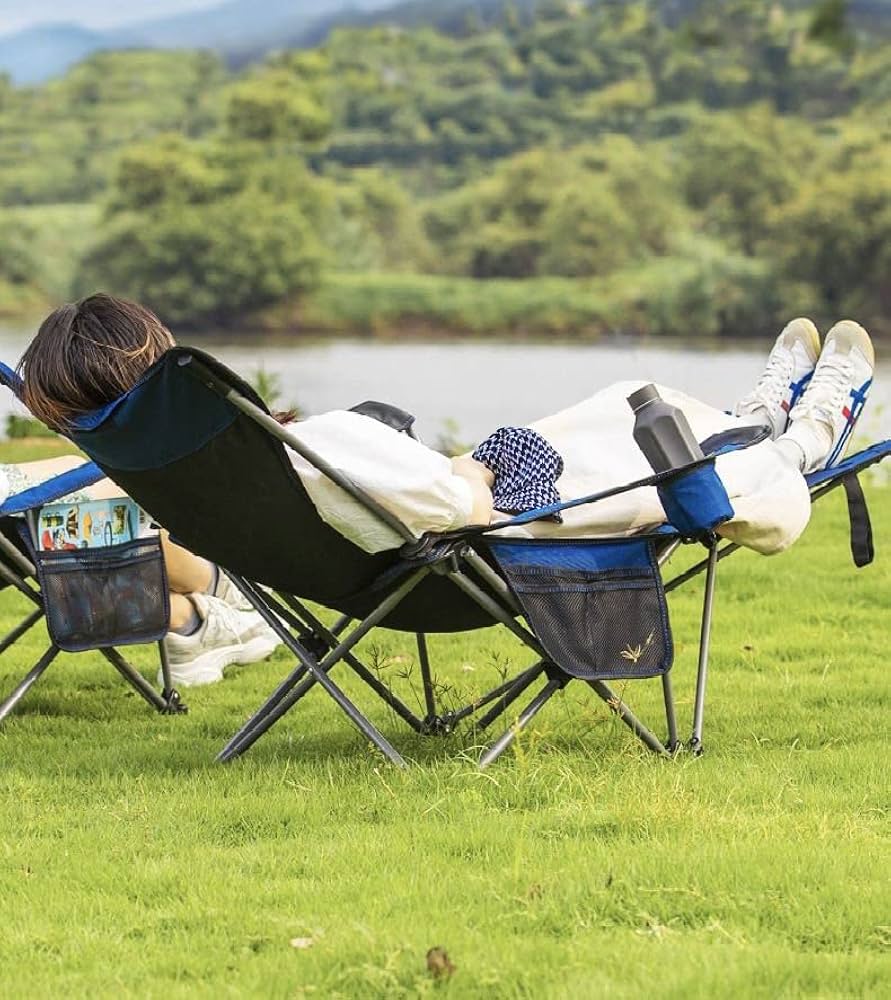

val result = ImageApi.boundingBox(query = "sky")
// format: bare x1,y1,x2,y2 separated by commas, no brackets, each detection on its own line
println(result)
0,1,220,34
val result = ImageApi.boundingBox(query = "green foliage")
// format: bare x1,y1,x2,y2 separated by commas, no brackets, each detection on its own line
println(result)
225,70,331,143
768,134,891,334
0,0,890,330
0,203,99,307
297,252,782,339
680,106,817,252
110,135,228,211
4,413,55,439
0,210,37,285
320,168,432,272
425,139,682,279
0,51,226,206
247,365,302,419
78,191,325,326
808,0,856,56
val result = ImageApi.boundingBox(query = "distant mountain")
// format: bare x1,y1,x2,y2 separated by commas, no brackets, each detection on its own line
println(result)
275,0,537,52
113,0,372,51
0,0,392,85
0,23,107,85
2,0,889,86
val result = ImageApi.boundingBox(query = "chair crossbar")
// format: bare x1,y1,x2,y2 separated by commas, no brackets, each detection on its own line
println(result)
217,570,435,765
273,591,431,733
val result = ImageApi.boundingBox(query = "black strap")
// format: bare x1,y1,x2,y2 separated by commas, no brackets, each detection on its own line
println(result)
349,400,417,437
842,473,874,568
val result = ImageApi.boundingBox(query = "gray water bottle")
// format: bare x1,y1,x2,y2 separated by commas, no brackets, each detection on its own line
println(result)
627,384,704,473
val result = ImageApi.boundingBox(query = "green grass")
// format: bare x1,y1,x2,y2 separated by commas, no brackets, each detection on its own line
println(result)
290,251,776,341
296,273,614,338
0,439,889,996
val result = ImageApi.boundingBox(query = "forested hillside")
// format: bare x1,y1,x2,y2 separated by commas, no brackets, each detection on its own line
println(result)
1,0,889,338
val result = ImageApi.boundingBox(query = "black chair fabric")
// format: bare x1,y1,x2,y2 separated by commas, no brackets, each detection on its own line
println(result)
70,348,495,632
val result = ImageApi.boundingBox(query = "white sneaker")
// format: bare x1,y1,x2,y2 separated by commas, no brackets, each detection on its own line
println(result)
212,568,255,612
734,318,821,438
161,593,281,688
781,320,874,472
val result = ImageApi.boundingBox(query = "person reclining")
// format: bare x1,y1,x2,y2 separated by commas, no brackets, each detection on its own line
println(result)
14,297,876,648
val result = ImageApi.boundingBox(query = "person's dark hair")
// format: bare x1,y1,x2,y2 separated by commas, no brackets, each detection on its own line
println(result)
18,293,175,430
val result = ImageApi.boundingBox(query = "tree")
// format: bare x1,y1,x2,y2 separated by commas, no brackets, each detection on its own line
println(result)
770,155,891,334
0,212,37,285
78,190,325,326
322,169,432,272
110,135,227,212
808,0,856,57
680,107,816,253
225,71,331,144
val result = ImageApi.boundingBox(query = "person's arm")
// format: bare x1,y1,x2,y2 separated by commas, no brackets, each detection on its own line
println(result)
450,455,494,525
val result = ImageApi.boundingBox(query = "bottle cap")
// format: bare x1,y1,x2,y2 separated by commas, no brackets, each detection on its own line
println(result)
627,383,660,412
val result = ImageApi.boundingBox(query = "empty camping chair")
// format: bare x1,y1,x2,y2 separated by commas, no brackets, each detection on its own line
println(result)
58,345,891,767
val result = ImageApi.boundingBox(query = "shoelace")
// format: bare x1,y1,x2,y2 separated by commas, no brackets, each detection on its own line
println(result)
789,353,851,427
206,596,252,642
214,572,255,612
738,350,793,412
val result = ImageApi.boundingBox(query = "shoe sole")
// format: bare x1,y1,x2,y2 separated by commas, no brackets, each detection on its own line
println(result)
787,317,821,356
160,632,280,688
784,317,822,366
824,320,875,366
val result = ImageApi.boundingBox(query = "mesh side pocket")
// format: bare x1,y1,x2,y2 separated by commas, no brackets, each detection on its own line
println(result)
489,539,672,681
34,537,170,652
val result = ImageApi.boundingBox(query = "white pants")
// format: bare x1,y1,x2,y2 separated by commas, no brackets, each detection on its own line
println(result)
286,381,811,556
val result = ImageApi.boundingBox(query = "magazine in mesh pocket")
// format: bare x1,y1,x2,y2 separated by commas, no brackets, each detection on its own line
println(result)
33,537,170,652
488,538,672,681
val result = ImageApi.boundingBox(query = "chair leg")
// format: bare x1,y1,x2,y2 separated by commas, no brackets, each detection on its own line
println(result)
689,541,719,756
220,574,425,766
276,595,428,733
218,663,320,762
100,647,171,714
0,607,43,655
220,601,424,756
478,677,564,769
587,679,670,757
156,641,187,714
0,645,59,725
662,672,680,753
438,663,542,729
475,662,547,730
416,633,437,723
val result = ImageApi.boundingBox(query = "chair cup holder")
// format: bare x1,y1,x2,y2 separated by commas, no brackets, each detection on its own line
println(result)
656,460,733,540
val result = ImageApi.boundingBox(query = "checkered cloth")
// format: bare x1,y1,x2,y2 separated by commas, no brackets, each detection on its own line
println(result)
472,426,564,522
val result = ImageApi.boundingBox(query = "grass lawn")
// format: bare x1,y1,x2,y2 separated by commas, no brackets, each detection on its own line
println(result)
0,439,889,997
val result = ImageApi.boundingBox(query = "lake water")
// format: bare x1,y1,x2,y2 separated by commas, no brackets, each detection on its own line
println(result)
1,325,889,446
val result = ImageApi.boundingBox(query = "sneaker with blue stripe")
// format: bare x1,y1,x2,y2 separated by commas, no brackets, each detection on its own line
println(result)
734,318,822,439
786,320,874,471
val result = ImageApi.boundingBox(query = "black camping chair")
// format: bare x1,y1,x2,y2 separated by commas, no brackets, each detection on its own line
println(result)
0,461,185,724
63,347,891,767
